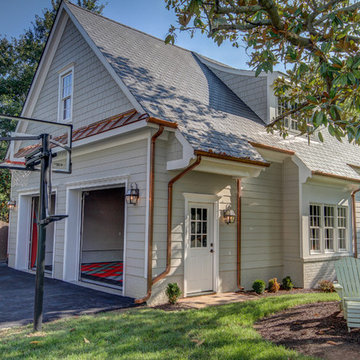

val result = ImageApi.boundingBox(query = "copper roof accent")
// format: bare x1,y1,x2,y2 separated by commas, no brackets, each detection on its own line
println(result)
312,170,360,183
248,141,296,155
194,150,270,167
15,109,146,158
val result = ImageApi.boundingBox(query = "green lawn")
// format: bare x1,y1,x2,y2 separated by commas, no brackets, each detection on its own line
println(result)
0,293,339,360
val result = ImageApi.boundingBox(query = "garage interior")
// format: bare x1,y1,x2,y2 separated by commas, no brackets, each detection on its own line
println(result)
79,187,125,290
29,195,55,272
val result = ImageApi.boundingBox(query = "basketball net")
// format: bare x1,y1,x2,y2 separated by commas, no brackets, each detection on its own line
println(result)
11,169,31,187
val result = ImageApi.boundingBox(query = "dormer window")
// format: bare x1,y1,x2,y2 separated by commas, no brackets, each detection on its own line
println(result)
277,98,313,134
58,66,74,122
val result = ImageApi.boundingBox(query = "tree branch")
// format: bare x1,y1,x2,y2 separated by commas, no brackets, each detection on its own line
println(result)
266,101,310,128
216,4,263,15
314,1,360,25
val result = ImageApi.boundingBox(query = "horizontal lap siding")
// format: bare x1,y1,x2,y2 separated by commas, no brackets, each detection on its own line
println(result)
282,158,303,286
241,162,284,289
8,139,148,298
150,138,287,302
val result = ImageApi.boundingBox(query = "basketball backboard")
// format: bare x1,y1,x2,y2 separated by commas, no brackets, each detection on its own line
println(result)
0,114,72,173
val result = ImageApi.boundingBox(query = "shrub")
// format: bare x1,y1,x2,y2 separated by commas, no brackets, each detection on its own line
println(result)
318,280,335,293
252,280,266,294
165,283,182,304
268,278,280,293
282,276,294,291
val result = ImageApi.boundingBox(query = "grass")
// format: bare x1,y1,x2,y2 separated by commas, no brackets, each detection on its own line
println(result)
0,293,339,360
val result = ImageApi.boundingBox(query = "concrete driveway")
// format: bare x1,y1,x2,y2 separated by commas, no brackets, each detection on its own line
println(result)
0,263,138,329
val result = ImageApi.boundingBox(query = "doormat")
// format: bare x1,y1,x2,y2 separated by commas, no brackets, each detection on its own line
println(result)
81,261,123,287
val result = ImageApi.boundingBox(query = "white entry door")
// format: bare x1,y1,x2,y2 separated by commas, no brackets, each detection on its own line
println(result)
185,202,214,295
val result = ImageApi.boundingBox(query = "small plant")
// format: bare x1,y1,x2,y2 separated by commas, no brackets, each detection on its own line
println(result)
166,282,182,304
268,278,280,293
252,280,266,294
318,280,335,293
282,276,294,291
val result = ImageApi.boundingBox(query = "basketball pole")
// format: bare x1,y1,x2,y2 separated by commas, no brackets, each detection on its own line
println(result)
33,134,50,332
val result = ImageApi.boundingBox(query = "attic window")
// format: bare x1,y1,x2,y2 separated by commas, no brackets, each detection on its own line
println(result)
58,67,74,122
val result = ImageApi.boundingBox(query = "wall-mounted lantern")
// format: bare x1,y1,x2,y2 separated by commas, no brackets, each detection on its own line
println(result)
223,208,236,224
7,200,16,210
125,183,139,205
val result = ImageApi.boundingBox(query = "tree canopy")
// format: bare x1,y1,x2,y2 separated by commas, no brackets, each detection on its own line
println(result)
0,0,105,221
165,0,360,143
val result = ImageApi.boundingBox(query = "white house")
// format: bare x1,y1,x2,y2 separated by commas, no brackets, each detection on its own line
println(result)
6,1,360,304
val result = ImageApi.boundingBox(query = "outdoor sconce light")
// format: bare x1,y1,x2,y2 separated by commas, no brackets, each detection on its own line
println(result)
223,208,236,224
125,183,139,205
7,200,16,210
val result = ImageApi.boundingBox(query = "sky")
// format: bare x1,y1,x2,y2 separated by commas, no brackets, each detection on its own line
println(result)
0,0,254,70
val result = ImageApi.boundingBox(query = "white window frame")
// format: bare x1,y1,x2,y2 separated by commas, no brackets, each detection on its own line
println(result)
58,65,74,123
277,98,314,134
309,203,349,255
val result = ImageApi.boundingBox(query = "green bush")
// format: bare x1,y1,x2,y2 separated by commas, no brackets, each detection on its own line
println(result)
318,280,335,293
252,280,266,294
282,276,294,291
268,278,280,293
165,283,182,304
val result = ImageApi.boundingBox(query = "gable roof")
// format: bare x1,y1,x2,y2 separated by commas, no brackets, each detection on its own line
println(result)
59,2,360,181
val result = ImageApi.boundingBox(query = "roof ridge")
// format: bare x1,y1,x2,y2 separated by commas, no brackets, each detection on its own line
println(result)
65,1,199,56
65,0,249,71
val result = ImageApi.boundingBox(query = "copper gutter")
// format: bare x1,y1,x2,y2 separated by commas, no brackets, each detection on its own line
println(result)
351,188,360,258
236,178,243,290
152,155,202,284
147,117,178,129
194,150,270,168
135,125,164,304
248,141,295,155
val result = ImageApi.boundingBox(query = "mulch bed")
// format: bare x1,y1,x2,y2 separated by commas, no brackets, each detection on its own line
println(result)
242,288,319,298
255,301,360,360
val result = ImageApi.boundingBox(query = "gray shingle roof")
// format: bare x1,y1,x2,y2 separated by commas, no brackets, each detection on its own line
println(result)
66,2,360,181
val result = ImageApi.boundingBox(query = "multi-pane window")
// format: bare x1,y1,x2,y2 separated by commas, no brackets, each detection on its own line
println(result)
337,207,347,251
309,204,321,252
278,99,298,131
324,206,334,251
59,71,73,122
190,207,208,248
309,204,348,254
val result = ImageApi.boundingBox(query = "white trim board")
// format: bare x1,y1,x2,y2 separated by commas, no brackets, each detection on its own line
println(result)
63,175,128,296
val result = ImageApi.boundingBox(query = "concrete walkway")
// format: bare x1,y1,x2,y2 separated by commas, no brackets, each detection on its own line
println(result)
0,263,138,329
178,291,258,309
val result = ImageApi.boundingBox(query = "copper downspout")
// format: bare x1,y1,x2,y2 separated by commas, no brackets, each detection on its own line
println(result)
152,155,202,284
135,126,164,304
236,178,243,290
351,188,360,258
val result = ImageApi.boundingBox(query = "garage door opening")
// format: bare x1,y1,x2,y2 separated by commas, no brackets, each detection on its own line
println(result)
79,187,125,290
29,195,56,273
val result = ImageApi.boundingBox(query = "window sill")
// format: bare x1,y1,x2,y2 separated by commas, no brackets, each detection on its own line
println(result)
304,252,351,262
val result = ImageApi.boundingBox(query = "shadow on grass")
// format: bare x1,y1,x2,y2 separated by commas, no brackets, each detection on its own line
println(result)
0,293,338,360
